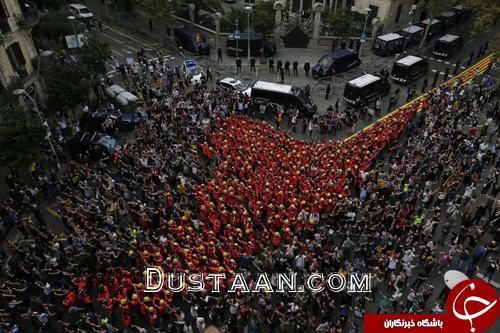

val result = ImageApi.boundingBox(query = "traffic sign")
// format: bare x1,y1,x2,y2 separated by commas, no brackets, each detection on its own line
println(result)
360,33,366,43
235,30,240,39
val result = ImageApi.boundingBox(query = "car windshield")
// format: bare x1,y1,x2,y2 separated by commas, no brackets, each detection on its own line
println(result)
186,64,200,75
79,8,90,13
391,63,407,77
318,56,333,68
434,40,449,53
234,82,250,92
291,87,307,104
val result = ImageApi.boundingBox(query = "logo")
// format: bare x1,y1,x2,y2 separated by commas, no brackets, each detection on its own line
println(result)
446,279,500,332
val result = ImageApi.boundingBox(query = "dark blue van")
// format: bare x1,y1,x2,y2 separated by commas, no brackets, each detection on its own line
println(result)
226,33,276,57
311,49,361,79
174,26,210,56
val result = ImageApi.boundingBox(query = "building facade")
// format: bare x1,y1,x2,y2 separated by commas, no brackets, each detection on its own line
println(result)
352,0,423,34
0,0,41,106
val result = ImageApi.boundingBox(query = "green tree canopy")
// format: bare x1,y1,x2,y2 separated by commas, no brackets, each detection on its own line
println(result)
251,1,275,39
0,105,45,167
327,10,352,38
465,0,500,53
39,10,85,41
221,7,247,33
46,63,90,112
418,0,454,50
136,0,181,25
77,36,112,76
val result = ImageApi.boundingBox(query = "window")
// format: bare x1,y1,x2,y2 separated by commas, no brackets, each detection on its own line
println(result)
395,4,402,23
6,42,26,74
369,5,379,19
0,0,10,32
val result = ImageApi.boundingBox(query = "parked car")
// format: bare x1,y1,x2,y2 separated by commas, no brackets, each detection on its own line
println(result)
218,78,252,96
66,132,124,160
311,50,361,79
68,4,94,21
80,110,141,133
180,60,205,85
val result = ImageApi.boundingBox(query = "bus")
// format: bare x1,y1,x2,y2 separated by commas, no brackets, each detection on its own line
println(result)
251,81,317,117
343,74,391,106
390,55,429,84
433,34,463,58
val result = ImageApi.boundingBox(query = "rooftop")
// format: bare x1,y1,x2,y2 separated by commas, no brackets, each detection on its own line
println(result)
378,33,402,42
396,55,423,66
348,74,380,88
253,81,293,94
438,34,460,43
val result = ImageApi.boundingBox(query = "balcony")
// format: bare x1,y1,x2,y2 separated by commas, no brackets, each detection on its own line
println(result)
0,75,24,106
15,2,39,29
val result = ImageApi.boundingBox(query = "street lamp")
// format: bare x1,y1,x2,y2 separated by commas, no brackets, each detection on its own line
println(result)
403,5,418,53
67,15,80,48
358,8,372,57
244,6,253,62
235,19,239,58
13,89,60,166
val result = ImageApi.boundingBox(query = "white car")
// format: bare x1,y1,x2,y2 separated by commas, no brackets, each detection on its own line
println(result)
69,4,94,20
181,60,204,85
219,78,252,96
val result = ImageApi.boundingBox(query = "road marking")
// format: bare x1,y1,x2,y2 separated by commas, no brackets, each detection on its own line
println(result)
476,272,500,288
107,69,117,75
460,66,466,69
429,57,435,60
467,39,475,44
112,49,124,57
121,49,133,54
436,59,442,62
126,45,138,51
102,32,123,44
46,204,60,218
445,61,450,65
440,72,445,75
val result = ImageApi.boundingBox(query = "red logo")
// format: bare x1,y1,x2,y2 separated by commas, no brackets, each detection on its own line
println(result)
446,279,499,332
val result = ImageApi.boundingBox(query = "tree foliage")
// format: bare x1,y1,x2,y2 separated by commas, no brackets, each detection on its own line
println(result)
221,7,247,33
327,10,352,38
35,0,67,10
77,36,112,76
464,0,500,35
251,1,275,39
46,63,90,112
39,10,85,40
136,0,181,25
0,105,45,167
418,0,454,50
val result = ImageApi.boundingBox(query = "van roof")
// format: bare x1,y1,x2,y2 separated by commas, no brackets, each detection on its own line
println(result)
396,55,423,66
174,26,199,36
453,5,464,11
253,81,293,94
438,34,460,43
421,18,441,25
326,49,357,59
378,33,402,42
348,74,380,88
402,25,423,34
438,11,456,18
69,3,88,8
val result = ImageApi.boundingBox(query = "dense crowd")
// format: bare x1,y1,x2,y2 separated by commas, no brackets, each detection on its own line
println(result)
0,51,498,333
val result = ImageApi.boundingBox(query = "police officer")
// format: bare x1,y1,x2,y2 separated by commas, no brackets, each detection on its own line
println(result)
292,60,299,76
250,57,256,72
304,60,310,77
284,60,290,75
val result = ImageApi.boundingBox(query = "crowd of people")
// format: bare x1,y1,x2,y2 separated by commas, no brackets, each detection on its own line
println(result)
0,45,498,333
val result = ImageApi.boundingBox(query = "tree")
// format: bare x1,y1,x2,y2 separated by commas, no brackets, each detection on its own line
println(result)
77,36,112,76
39,10,84,41
327,10,352,38
221,7,247,33
136,0,181,26
251,1,275,39
36,0,67,10
46,63,90,113
418,0,454,50
0,105,45,168
465,0,500,34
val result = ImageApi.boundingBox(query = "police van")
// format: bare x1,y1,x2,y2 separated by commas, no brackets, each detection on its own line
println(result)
418,18,444,38
435,11,459,29
432,34,463,58
251,81,317,117
390,55,429,84
373,33,404,56
343,74,391,105
400,25,424,46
